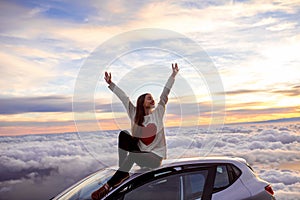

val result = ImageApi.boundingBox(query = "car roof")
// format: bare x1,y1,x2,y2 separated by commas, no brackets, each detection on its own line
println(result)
160,156,247,168
126,156,248,176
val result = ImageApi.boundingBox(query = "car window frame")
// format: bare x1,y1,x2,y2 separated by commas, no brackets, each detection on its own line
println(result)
212,164,242,193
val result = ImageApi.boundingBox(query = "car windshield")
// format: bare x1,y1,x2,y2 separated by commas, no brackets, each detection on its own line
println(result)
55,168,116,200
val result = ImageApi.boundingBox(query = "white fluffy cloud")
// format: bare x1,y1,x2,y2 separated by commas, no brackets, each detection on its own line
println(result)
1,122,300,199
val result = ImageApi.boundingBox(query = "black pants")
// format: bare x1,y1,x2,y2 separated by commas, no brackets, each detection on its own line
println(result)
107,131,162,187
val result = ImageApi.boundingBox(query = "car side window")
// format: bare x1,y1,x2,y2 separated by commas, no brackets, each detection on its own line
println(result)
214,165,230,191
183,170,208,200
123,174,181,200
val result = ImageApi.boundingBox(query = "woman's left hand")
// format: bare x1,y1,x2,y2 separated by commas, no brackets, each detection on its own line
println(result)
171,63,179,77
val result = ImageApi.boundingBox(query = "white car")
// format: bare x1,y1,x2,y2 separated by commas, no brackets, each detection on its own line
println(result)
52,156,276,200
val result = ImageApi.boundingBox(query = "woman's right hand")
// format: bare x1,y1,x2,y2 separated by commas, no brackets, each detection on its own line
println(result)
104,71,112,84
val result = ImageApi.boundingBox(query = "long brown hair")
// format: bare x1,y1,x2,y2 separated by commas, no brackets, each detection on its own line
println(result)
134,93,149,126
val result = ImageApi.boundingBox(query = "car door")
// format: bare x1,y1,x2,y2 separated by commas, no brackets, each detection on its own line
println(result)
107,166,216,200
212,164,251,200
182,166,216,200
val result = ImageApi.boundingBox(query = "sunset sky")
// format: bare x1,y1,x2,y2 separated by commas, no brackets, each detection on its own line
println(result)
0,0,300,136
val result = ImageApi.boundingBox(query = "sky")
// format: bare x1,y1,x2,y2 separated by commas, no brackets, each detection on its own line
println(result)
1,0,300,136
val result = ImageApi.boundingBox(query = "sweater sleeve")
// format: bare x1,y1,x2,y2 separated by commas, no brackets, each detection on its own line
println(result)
108,82,136,120
158,75,175,107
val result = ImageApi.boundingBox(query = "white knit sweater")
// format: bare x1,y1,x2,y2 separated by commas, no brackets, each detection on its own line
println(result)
108,76,175,159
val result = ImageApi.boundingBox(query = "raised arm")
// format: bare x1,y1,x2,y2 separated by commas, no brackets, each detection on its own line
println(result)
158,63,179,107
105,72,135,120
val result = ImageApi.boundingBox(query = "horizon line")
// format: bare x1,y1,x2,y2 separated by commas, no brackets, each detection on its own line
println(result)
1,117,299,137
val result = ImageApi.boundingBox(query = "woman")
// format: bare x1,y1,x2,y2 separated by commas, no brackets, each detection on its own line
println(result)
91,63,179,200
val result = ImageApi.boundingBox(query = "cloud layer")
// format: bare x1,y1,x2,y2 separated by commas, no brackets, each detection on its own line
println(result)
0,122,299,200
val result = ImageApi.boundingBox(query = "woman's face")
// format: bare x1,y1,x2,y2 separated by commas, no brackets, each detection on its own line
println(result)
143,94,155,109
